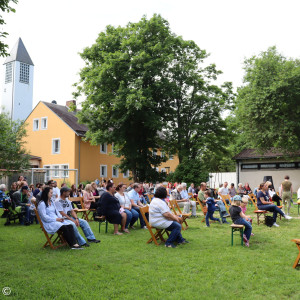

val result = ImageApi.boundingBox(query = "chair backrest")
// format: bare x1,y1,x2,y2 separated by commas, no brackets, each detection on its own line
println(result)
169,199,183,215
145,194,154,203
69,197,85,209
139,206,151,228
220,194,230,210
195,196,207,213
248,193,258,210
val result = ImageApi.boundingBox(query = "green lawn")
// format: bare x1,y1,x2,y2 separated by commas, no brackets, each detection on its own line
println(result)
1,200,300,300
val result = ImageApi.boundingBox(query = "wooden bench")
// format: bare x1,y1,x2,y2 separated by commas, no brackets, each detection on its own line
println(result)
291,239,300,268
231,224,244,246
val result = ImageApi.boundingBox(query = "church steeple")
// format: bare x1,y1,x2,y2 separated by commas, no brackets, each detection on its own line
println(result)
1,38,34,121
4,38,34,66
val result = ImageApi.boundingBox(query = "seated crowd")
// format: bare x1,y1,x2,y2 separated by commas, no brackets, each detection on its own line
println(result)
0,175,298,249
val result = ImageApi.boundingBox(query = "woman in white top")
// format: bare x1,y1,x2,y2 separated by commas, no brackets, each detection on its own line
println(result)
37,187,82,249
149,186,188,248
115,183,139,231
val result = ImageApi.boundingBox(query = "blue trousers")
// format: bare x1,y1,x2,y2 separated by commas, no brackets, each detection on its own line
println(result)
165,221,184,245
258,204,285,222
68,218,96,246
20,206,30,224
234,217,252,241
206,211,220,226
124,209,139,228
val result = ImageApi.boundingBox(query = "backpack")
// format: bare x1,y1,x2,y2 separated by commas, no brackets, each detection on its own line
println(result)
265,216,274,227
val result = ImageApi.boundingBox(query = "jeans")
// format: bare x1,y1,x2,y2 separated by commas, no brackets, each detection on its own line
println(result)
124,209,139,228
20,205,30,224
258,204,285,222
69,218,96,246
132,207,147,227
234,217,252,241
216,200,227,213
165,221,184,245
205,211,220,226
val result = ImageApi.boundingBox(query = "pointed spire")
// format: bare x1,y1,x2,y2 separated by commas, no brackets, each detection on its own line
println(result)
4,38,34,65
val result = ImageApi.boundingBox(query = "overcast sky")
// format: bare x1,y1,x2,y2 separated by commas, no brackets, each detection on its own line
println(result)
1,0,300,108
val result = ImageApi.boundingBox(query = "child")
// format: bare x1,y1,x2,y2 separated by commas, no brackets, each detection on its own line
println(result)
204,190,220,227
240,197,252,224
229,195,252,247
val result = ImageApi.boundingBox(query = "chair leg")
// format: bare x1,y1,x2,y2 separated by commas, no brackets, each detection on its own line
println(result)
231,228,233,246
241,228,244,246
105,221,108,233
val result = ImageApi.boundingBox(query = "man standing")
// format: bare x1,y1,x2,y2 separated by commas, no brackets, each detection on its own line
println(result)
55,187,100,247
280,175,293,216
128,183,147,229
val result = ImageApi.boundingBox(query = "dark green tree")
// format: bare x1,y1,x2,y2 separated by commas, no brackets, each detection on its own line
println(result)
0,113,30,175
0,0,18,57
235,46,300,153
75,14,233,181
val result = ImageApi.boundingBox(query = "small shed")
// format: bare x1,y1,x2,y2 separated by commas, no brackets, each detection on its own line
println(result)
233,148,300,192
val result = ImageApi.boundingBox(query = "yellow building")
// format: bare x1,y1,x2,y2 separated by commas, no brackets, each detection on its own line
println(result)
23,101,179,185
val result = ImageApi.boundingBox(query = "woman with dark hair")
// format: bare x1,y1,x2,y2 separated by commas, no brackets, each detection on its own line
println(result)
37,187,82,249
100,182,127,235
244,183,252,195
115,183,139,231
149,186,188,248
70,184,77,197
77,183,84,197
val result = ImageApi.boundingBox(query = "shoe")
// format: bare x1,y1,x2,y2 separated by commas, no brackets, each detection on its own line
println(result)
218,219,222,224
222,220,230,224
273,222,280,227
223,214,230,218
129,226,136,229
243,234,248,243
122,229,130,233
284,215,292,220
205,225,210,227
113,232,123,235
81,243,90,247
251,233,255,236
71,245,84,250
178,239,189,245
87,239,101,243
245,241,250,247
165,243,176,248
141,226,147,229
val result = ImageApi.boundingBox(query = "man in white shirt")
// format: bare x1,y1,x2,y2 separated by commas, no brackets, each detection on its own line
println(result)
218,182,229,197
149,186,187,248
55,187,100,247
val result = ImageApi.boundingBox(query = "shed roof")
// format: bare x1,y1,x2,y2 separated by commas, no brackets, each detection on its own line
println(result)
233,148,300,160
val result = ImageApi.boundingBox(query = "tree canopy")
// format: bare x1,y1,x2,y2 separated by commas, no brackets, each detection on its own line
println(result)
75,14,233,181
0,113,30,176
235,46,300,153
0,0,18,57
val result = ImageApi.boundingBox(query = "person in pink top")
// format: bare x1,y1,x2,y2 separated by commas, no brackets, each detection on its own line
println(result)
83,184,96,209
241,197,254,236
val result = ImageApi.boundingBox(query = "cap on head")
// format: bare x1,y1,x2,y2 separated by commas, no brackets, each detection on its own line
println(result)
232,195,242,202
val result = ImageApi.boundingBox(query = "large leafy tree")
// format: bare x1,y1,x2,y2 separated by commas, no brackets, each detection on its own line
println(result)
235,46,300,153
0,0,18,57
0,113,30,175
75,14,232,181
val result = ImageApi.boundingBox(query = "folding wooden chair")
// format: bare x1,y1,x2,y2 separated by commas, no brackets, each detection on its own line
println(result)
139,206,169,246
220,195,231,211
248,194,268,225
145,194,154,203
33,202,68,250
291,239,300,268
195,196,207,222
69,197,89,221
169,199,191,230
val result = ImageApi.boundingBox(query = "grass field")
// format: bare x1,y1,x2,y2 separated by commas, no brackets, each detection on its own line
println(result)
1,199,300,300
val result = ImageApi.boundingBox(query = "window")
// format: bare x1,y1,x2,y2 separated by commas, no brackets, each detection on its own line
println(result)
169,154,174,160
123,170,129,178
241,164,259,170
52,138,60,154
53,165,59,177
61,165,69,178
161,168,166,173
260,163,277,169
100,165,107,177
153,150,157,156
156,167,159,172
41,117,48,130
112,166,119,178
5,63,12,83
19,63,30,84
33,119,39,131
161,151,165,158
44,166,50,182
279,163,296,168
100,143,107,154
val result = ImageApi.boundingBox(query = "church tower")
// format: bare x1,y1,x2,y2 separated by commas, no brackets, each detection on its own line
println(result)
1,38,34,121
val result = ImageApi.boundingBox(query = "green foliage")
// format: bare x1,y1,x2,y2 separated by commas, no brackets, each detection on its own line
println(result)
75,14,233,181
0,0,18,57
0,112,30,176
169,157,208,185
235,46,300,153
